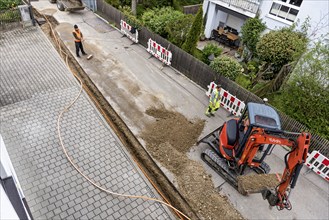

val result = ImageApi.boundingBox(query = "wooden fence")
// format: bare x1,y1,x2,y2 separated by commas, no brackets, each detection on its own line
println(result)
95,0,329,157
183,4,202,14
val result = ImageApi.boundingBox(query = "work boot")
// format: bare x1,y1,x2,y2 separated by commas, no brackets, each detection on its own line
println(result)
205,112,211,117
82,52,87,55
210,112,215,116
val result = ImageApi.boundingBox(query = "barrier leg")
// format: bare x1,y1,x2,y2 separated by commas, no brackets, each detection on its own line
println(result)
303,168,313,176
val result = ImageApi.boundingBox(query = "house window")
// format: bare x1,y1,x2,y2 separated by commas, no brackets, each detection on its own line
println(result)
269,0,302,22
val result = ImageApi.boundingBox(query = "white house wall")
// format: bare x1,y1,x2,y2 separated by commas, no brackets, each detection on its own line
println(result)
259,0,329,39
216,10,228,28
226,14,245,32
205,1,217,38
203,0,210,17
203,0,328,41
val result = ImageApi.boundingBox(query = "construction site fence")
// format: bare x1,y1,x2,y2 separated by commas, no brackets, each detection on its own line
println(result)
95,0,329,157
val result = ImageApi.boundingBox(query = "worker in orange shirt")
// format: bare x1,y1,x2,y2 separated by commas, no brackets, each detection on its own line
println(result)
73,24,87,58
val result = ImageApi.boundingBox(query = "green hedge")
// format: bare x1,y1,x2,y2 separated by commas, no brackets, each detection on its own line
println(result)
0,8,20,24
0,0,22,10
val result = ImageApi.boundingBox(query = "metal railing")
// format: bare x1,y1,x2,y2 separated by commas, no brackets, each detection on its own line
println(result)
219,0,261,14
95,0,329,157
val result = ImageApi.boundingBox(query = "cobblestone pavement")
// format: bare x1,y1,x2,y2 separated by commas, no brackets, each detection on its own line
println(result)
0,27,173,219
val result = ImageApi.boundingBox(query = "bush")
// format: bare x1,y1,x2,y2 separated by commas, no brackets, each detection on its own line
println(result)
0,7,20,23
141,0,173,8
202,43,222,64
119,6,142,29
209,55,243,80
0,0,21,10
141,7,184,37
193,48,204,61
105,0,121,8
166,13,194,47
256,27,308,73
235,74,251,89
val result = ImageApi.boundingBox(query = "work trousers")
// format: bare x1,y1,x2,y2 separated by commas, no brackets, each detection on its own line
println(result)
75,42,86,56
205,103,220,115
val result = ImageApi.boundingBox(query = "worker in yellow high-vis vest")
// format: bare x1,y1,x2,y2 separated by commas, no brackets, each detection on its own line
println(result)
73,24,87,58
205,85,222,117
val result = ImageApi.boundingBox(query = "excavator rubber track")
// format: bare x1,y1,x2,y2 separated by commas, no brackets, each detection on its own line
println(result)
201,148,238,189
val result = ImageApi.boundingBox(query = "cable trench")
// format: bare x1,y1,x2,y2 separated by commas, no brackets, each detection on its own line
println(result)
42,15,190,220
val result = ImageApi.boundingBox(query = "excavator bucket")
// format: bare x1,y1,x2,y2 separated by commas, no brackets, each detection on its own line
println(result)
237,174,281,195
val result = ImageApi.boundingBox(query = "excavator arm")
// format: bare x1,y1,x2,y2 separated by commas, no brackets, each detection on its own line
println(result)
261,132,310,210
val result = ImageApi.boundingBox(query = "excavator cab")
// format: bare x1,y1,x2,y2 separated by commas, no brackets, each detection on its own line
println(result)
199,102,310,210
216,103,281,167
199,102,281,181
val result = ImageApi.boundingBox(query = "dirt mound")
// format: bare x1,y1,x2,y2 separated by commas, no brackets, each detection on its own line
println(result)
238,174,281,195
141,108,242,220
142,107,205,153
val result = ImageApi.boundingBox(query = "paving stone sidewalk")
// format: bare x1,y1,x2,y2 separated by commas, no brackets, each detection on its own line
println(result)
0,26,173,219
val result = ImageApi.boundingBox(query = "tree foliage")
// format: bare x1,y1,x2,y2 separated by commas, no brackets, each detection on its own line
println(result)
256,27,308,72
166,14,194,47
240,17,266,57
182,7,203,54
210,55,243,81
202,43,223,64
141,7,184,37
272,42,329,139
251,27,308,95
120,6,143,29
140,0,173,8
105,0,121,8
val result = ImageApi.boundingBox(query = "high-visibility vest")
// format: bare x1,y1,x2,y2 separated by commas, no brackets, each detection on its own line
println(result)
210,89,220,104
73,30,81,42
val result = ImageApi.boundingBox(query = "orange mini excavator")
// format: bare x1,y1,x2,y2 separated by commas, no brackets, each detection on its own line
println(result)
198,102,310,210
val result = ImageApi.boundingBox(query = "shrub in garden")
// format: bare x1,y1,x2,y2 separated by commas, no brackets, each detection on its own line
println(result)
209,55,243,81
166,13,194,47
142,7,185,37
0,0,21,10
202,43,222,64
256,27,308,73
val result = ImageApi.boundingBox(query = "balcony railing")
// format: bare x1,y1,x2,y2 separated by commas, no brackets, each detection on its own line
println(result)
219,0,261,14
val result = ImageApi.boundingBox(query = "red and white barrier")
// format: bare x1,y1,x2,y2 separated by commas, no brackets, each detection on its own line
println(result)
306,150,329,181
147,38,172,66
206,81,245,117
120,20,138,43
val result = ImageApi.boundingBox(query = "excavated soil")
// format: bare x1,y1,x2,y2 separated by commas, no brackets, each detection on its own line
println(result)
142,107,205,153
238,174,281,195
36,10,243,220
141,108,242,220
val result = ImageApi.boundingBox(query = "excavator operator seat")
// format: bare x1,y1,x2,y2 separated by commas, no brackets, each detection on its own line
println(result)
226,119,239,146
